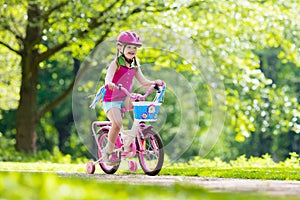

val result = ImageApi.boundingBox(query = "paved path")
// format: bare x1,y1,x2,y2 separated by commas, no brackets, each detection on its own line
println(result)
58,173,300,198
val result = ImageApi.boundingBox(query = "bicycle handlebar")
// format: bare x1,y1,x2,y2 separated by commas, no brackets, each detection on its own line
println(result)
114,82,165,101
89,82,166,109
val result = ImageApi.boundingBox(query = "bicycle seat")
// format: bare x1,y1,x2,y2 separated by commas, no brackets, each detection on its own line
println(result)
93,121,112,127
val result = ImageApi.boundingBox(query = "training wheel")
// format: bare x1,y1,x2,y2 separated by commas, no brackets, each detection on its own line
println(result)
86,162,95,174
128,160,138,172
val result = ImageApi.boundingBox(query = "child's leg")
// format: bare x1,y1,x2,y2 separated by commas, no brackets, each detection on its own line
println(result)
123,96,133,111
106,108,123,153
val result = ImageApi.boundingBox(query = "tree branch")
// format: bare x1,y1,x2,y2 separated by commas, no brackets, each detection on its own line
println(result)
7,15,25,43
0,40,21,55
94,27,114,47
0,13,24,44
37,41,68,62
43,1,69,19
141,1,202,13
37,78,75,120
76,0,125,38
98,0,121,17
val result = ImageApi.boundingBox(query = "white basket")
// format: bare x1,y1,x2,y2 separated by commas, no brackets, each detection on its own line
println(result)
132,101,161,121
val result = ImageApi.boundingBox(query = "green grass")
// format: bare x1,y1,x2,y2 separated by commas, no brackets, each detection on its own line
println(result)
2,161,300,181
160,166,300,180
0,162,85,173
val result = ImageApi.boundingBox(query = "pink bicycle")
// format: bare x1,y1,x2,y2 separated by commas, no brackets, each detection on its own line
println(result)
86,83,166,176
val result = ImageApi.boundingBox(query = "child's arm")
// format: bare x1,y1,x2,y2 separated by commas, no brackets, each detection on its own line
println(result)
135,66,155,87
105,61,117,90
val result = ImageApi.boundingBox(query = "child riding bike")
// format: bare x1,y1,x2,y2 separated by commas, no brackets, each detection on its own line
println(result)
98,31,163,165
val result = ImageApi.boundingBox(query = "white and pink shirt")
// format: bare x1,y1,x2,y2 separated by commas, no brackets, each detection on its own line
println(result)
103,56,153,102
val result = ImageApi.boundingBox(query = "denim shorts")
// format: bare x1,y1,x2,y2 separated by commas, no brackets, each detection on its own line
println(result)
102,101,124,113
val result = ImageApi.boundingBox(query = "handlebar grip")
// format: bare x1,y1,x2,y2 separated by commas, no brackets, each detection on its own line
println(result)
154,81,165,92
154,83,160,91
117,84,122,90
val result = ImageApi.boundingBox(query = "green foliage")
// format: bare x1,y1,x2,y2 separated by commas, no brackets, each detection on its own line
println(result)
189,152,300,169
162,153,300,180
0,133,87,163
281,152,300,167
0,47,20,119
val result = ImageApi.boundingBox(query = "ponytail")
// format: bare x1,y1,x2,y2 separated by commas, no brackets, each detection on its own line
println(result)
115,49,121,71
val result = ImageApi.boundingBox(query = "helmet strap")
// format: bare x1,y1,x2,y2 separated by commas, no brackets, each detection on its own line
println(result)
121,54,133,65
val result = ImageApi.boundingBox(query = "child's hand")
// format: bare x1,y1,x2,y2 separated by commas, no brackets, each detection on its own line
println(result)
107,82,116,90
155,80,164,86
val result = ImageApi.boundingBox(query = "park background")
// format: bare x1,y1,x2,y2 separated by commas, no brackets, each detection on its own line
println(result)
0,0,300,165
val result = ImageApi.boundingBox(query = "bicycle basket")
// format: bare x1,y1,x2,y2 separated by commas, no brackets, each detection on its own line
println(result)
132,101,161,121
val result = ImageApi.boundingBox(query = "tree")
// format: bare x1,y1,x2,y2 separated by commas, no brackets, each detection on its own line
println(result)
0,0,172,153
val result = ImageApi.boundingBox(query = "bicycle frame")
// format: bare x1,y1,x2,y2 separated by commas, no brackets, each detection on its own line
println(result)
91,119,153,158
91,83,165,160
87,83,166,175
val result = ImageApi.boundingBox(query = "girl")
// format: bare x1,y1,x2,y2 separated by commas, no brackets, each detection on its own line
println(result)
102,31,163,165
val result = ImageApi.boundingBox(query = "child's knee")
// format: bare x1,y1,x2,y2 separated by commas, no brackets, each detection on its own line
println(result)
112,119,122,130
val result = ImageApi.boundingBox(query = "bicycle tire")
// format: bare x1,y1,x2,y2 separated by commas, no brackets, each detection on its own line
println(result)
97,130,120,174
137,128,164,176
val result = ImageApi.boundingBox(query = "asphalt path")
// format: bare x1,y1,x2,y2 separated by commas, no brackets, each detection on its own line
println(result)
58,173,300,198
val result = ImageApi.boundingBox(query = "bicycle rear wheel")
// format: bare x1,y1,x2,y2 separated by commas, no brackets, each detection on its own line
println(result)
137,128,164,176
98,130,120,174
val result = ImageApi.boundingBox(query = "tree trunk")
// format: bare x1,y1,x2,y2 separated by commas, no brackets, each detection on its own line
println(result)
15,56,39,153
15,3,41,153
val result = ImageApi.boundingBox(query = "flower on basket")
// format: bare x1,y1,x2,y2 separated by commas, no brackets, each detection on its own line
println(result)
147,104,156,114
142,113,148,119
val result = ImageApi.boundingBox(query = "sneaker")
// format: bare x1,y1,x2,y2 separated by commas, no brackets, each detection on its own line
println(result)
102,150,120,166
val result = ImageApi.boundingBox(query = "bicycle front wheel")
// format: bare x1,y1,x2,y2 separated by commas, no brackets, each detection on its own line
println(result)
137,128,164,176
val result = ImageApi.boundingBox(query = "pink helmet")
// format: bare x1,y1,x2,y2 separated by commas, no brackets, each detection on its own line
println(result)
117,31,142,47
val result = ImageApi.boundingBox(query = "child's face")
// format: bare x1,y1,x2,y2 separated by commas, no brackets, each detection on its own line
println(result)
119,44,137,59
